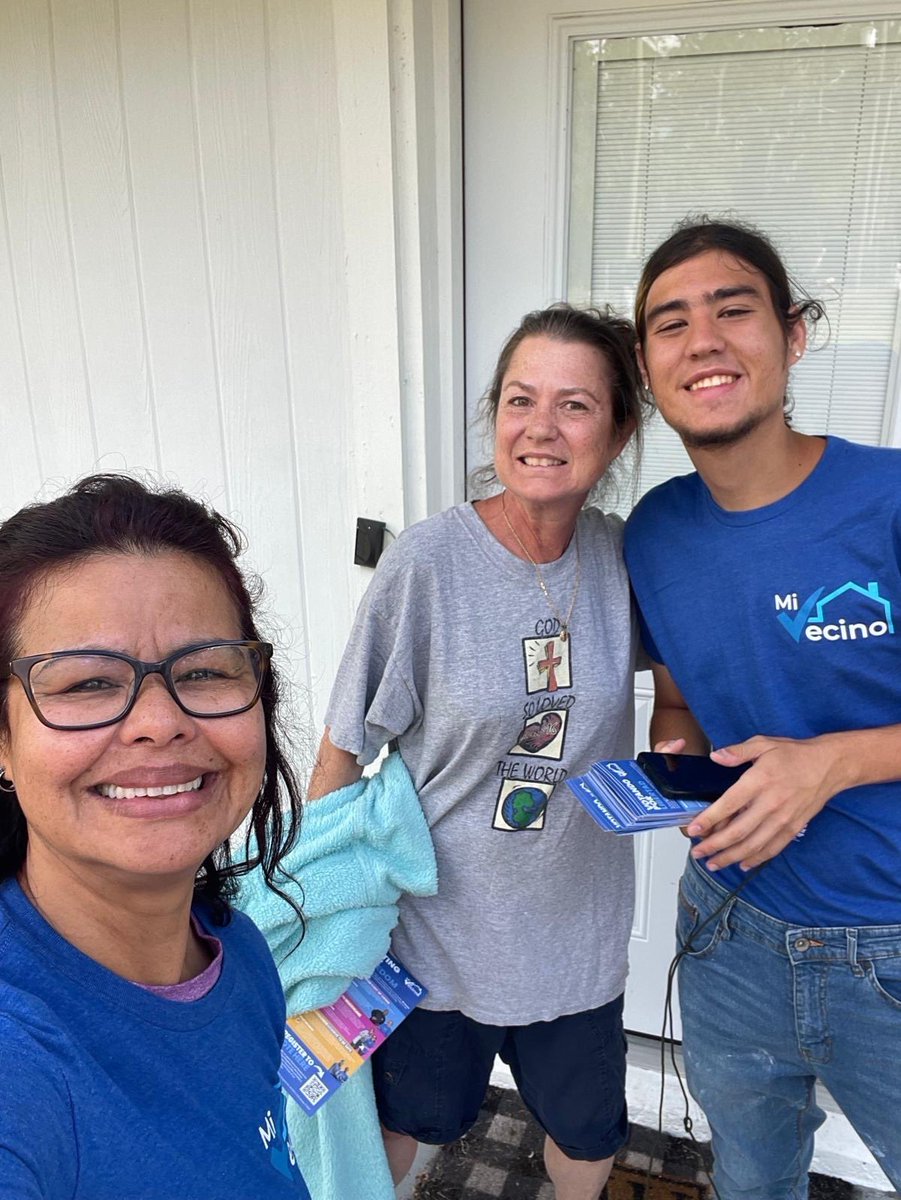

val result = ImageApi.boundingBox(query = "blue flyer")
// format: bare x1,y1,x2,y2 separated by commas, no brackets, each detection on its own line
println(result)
567,759,709,834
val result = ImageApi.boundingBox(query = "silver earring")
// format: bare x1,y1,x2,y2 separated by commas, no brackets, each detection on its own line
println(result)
794,350,802,358
0,769,15,794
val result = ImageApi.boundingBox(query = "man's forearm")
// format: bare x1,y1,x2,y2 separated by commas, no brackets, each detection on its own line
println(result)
816,723,901,793
647,660,709,755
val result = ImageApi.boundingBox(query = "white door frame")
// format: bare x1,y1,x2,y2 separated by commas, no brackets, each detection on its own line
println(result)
388,0,466,522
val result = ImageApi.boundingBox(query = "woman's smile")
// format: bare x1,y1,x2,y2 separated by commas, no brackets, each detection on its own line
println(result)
93,769,210,819
96,776,204,800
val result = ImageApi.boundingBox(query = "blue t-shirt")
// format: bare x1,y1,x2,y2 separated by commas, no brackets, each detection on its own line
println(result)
624,436,901,926
0,878,310,1200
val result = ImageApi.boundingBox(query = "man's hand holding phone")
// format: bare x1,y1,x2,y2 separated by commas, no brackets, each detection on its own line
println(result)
653,735,844,872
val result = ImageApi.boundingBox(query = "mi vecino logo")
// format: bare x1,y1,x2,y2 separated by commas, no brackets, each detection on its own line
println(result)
775,582,895,644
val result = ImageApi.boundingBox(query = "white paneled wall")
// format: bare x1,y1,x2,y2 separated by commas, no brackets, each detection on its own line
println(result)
0,0,463,756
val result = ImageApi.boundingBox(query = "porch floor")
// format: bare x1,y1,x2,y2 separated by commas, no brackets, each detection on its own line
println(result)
396,1037,895,1200
407,1084,893,1200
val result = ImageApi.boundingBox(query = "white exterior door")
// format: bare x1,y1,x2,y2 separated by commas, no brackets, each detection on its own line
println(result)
463,0,901,1038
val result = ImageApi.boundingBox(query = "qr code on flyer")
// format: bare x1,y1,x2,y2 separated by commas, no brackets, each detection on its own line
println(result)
299,1076,329,1107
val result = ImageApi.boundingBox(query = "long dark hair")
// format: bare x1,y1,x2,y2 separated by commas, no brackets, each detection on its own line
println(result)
0,474,302,923
635,216,824,348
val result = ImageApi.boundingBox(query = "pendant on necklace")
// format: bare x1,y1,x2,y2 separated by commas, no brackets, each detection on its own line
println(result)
500,493,582,641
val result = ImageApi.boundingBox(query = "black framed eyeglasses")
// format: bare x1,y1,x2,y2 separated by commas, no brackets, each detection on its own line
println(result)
1,640,272,731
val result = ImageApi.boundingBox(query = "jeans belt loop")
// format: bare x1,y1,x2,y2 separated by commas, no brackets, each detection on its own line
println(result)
847,927,862,974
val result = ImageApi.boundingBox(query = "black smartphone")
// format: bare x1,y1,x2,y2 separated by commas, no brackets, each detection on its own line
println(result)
636,751,750,801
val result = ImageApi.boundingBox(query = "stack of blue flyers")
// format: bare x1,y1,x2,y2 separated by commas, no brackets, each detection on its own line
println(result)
566,759,708,834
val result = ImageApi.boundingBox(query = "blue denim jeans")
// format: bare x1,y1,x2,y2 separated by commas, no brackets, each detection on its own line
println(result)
677,857,901,1199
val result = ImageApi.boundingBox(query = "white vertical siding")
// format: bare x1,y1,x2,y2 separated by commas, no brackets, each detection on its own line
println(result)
52,0,158,468
0,0,464,749
0,0,98,481
117,0,226,488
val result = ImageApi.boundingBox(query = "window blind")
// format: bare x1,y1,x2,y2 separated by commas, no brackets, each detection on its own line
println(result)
576,32,901,506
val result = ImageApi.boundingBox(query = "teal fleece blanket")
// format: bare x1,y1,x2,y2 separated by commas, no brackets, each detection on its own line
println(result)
235,753,438,1200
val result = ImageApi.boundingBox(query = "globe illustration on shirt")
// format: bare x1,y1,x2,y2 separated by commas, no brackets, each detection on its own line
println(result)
502,785,547,829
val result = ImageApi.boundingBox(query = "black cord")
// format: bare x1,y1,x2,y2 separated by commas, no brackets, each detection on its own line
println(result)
642,862,766,1200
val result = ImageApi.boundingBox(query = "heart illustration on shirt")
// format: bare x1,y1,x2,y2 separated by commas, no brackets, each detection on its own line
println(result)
516,711,563,753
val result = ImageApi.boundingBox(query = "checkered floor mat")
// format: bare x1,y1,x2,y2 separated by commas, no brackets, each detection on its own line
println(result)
410,1086,889,1199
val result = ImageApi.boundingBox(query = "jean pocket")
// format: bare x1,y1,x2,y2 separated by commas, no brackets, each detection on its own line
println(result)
863,952,901,1009
676,883,726,959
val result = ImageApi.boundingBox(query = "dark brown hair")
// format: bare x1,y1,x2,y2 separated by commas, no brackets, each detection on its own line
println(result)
0,474,302,921
635,216,823,348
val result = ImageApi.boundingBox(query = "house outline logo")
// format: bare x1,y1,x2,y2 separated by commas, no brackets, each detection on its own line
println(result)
775,580,895,644
809,581,894,633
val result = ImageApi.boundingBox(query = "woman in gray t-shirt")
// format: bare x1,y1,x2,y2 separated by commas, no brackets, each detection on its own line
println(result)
310,304,649,1200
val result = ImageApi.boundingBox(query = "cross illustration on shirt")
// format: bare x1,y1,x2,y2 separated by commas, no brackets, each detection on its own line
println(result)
538,640,561,692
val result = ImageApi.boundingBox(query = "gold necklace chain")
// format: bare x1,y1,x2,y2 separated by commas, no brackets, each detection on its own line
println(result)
501,493,581,641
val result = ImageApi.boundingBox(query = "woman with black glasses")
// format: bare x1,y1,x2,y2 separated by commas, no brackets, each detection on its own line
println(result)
0,475,310,1200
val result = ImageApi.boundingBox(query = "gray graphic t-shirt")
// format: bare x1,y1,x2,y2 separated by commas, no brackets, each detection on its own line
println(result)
326,503,638,1024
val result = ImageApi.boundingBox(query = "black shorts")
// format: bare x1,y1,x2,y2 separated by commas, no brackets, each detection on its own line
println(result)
372,993,628,1161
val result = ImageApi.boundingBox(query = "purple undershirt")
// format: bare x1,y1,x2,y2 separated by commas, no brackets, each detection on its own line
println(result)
134,916,223,1002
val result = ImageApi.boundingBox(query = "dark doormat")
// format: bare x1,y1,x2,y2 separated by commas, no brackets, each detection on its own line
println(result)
410,1085,712,1199
410,1085,882,1200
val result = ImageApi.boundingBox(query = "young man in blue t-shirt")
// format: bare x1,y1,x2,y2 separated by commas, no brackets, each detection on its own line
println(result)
623,219,901,1198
